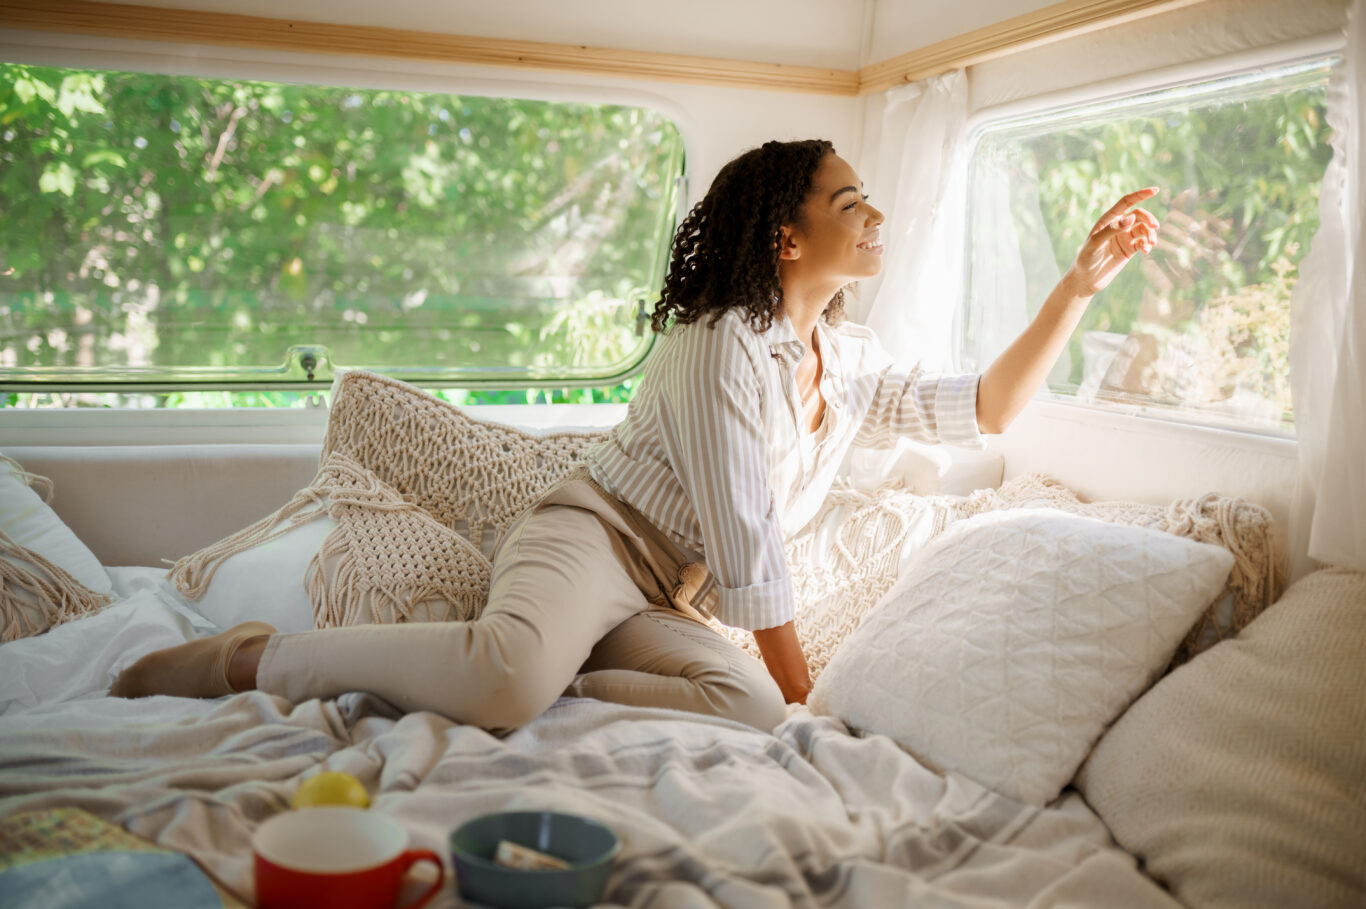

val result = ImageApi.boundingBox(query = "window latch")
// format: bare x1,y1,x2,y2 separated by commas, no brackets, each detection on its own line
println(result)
634,299,650,337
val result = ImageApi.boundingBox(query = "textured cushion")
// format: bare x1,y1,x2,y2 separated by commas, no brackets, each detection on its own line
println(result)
322,370,608,557
809,508,1234,805
169,453,489,631
170,371,605,630
1076,568,1366,908
0,454,113,641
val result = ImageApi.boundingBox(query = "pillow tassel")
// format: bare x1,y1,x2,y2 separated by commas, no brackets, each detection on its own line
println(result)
305,455,491,629
0,529,112,642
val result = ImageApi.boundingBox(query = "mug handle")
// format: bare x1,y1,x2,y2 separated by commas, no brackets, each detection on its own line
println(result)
396,849,445,909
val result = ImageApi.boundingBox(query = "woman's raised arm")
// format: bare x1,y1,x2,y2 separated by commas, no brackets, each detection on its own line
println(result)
975,187,1159,434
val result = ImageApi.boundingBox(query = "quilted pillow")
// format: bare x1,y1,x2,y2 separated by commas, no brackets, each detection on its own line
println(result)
169,452,489,631
0,454,113,642
809,508,1234,806
1076,567,1366,909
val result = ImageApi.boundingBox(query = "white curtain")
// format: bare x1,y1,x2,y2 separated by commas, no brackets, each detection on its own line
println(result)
1289,0,1366,575
861,71,970,372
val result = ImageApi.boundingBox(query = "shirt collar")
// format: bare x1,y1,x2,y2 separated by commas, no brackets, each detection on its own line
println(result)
764,313,844,382
764,311,805,360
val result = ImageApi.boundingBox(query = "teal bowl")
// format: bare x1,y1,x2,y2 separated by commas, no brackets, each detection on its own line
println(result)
448,811,620,909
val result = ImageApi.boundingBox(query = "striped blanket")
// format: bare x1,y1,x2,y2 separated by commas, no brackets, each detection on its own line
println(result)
0,583,1181,908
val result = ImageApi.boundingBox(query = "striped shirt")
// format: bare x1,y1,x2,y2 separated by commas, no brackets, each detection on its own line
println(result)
585,307,982,631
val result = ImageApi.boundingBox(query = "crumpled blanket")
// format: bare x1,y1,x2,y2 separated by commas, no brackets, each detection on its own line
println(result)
0,689,1182,909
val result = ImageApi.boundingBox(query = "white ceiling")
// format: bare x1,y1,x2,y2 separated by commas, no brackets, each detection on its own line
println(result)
84,0,1063,70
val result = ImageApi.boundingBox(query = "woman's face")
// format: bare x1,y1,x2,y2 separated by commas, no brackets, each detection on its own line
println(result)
782,153,885,286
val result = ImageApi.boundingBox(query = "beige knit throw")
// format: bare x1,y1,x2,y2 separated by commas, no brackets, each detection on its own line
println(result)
0,454,112,642
170,452,492,628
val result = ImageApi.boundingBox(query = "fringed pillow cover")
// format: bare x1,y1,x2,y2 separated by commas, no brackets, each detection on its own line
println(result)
169,370,609,629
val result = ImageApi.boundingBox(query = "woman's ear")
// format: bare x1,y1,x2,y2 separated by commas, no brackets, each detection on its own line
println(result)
778,225,801,261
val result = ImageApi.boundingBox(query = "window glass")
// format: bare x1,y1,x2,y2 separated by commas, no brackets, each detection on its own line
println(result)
961,54,1336,434
0,63,685,405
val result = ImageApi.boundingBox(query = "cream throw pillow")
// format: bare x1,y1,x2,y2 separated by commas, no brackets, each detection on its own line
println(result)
0,454,113,641
1075,567,1366,909
809,508,1234,806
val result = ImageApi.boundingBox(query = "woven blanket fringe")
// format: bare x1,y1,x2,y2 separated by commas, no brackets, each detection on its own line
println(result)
0,528,112,642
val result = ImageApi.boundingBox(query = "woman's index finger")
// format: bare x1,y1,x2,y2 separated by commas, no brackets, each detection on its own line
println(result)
1091,187,1160,236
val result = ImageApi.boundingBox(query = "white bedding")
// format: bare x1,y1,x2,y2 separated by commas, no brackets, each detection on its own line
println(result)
0,576,1184,909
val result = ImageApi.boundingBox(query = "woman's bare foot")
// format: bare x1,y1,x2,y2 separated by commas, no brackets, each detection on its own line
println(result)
109,621,276,699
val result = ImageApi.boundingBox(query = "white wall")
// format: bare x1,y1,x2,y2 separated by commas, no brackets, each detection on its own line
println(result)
865,0,1058,64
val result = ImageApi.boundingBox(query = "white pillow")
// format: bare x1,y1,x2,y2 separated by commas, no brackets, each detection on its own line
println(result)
0,458,112,596
809,508,1234,806
183,515,336,633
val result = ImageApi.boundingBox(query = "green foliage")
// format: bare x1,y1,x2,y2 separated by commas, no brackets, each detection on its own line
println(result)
0,62,684,406
968,57,1333,428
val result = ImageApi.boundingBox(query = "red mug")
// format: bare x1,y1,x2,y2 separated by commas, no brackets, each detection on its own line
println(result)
252,807,444,909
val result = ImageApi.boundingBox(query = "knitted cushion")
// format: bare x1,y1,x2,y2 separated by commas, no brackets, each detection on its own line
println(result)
170,371,608,628
1075,568,1366,908
170,452,490,629
0,454,112,642
321,370,609,558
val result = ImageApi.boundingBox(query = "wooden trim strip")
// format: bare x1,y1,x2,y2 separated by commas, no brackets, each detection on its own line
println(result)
0,0,859,95
857,0,1210,94
0,0,1217,97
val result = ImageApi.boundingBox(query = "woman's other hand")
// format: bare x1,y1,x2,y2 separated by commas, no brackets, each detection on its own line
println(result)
1063,187,1159,297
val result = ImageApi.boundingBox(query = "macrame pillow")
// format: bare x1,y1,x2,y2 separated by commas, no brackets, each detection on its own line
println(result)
170,371,609,629
0,454,113,642
322,370,609,558
714,473,1282,682
169,452,490,630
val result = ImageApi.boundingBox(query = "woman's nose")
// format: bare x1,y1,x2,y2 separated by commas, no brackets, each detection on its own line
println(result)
867,203,885,226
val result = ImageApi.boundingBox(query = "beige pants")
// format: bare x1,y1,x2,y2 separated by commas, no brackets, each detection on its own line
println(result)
257,489,785,733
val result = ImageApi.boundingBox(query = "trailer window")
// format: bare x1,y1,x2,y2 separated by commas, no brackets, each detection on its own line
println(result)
0,63,686,407
961,54,1336,434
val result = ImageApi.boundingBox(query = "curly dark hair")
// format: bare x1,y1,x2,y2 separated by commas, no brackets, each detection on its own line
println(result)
651,139,846,334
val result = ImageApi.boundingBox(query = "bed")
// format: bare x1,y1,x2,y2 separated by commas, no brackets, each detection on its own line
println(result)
2,374,1363,909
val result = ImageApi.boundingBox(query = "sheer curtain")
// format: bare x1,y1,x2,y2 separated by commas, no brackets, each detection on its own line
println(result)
1289,0,1366,576
861,71,971,372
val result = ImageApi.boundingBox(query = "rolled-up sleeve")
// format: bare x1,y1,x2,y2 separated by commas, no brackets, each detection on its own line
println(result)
659,322,794,631
854,363,985,450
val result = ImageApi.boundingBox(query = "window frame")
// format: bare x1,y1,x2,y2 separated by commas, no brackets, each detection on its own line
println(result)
955,32,1344,440
0,35,695,395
